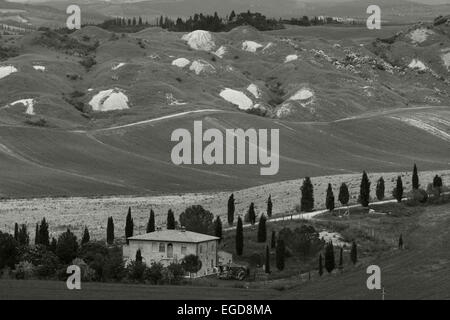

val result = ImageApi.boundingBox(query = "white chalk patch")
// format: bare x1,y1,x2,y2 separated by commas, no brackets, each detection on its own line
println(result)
0,65,18,79
408,28,434,44
182,30,215,51
441,52,450,71
112,62,126,70
319,231,349,247
289,88,314,101
214,46,227,58
33,65,46,72
10,98,35,115
408,59,427,71
242,41,263,53
247,84,261,99
220,88,253,110
262,42,274,52
89,88,129,112
189,60,215,75
285,54,298,63
166,93,187,106
172,58,191,68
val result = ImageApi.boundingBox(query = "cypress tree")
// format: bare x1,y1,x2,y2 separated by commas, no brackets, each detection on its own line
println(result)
376,177,385,201
147,209,155,233
136,249,142,262
267,195,273,218
236,217,243,256
257,214,267,243
350,241,357,264
318,253,323,276
270,230,276,249
433,175,443,196
398,234,403,249
300,177,314,212
412,164,419,190
214,216,223,242
247,202,256,225
125,207,134,244
393,176,403,203
325,184,335,212
338,183,350,206
324,241,335,273
39,218,50,246
338,247,343,269
275,239,285,271
81,226,90,246
50,237,57,253
106,217,114,245
18,224,29,246
227,194,235,226
359,171,371,207
34,223,40,245
265,245,271,274
14,223,19,241
167,209,176,230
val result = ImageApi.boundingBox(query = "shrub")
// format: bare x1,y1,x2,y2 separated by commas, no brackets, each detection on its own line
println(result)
35,251,59,279
15,261,35,279
144,262,164,284
0,231,18,269
103,246,125,281
126,260,147,282
79,56,97,70
407,188,428,204
56,229,79,264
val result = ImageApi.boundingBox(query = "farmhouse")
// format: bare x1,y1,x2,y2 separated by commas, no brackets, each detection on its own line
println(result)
123,228,220,277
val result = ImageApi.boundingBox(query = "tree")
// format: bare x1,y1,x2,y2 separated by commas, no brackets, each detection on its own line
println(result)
106,217,114,245
0,231,18,269
412,163,419,190
18,224,29,246
179,205,214,234
257,214,267,243
318,253,323,276
236,217,244,256
49,237,57,253
267,195,273,218
433,175,443,196
300,177,314,212
265,245,271,273
81,226,90,246
227,194,235,226
338,247,343,269
376,177,385,201
398,234,403,249
338,183,350,206
350,241,357,264
34,223,40,245
181,254,202,276
135,249,143,262
167,209,176,230
14,223,19,241
275,240,285,271
247,202,256,225
271,230,276,249
324,241,335,273
56,229,79,264
214,216,222,242
147,209,155,233
125,207,134,244
325,184,335,211
393,176,403,203
359,171,371,207
38,218,50,246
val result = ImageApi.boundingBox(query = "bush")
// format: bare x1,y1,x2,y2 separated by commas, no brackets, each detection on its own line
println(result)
127,260,147,282
56,229,79,264
71,258,97,281
144,262,164,284
406,188,428,205
35,251,59,279
103,246,125,281
79,56,97,70
0,231,18,269
15,261,35,279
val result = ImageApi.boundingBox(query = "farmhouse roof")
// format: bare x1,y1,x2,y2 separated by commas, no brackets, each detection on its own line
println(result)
127,229,219,243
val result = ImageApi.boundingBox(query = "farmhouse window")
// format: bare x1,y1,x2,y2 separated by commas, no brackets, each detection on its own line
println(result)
181,245,187,255
159,243,165,253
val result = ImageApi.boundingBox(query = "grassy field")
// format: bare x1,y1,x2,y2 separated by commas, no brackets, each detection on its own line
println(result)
1,198,449,299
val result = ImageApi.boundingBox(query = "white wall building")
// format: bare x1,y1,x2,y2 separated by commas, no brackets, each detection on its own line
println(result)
123,229,220,277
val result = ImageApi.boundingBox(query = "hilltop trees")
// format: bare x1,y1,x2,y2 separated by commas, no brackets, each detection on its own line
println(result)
257,215,267,243
359,171,371,207
301,177,314,212
56,229,78,264
324,242,335,273
179,205,214,234
267,195,273,218
350,241,357,264
37,218,50,247
15,224,29,246
236,217,244,256
246,202,256,225
106,217,114,245
412,164,419,190
393,176,404,203
214,216,222,242
167,209,176,230
147,209,155,233
338,183,350,206
81,227,90,246
14,223,18,241
376,177,385,201
125,208,134,244
325,184,335,211
275,239,285,271
227,194,235,226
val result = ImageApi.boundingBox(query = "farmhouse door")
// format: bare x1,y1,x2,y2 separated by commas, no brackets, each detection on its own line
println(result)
167,243,173,258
